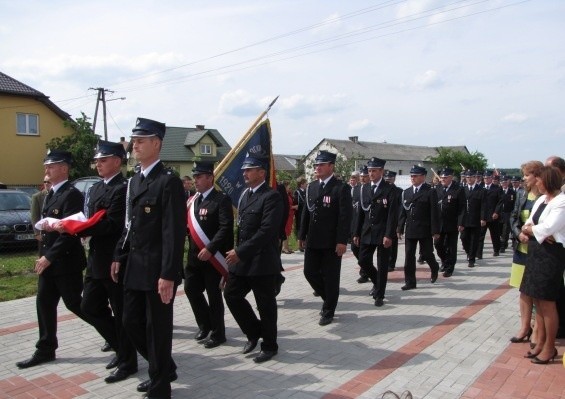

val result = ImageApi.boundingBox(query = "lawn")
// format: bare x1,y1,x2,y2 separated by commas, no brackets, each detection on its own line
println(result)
0,249,38,302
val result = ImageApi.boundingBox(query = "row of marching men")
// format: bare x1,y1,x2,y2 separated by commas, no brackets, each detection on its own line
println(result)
346,157,518,307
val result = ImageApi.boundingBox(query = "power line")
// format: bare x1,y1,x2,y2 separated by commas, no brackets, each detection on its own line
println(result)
112,0,527,93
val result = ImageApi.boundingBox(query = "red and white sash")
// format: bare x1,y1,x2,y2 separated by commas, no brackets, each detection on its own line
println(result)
186,194,229,279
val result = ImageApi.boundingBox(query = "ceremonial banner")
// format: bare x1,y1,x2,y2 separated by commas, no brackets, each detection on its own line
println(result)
214,119,276,206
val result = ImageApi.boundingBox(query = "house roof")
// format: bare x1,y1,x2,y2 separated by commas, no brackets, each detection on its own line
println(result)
312,138,469,162
160,126,231,163
274,154,298,171
0,71,71,121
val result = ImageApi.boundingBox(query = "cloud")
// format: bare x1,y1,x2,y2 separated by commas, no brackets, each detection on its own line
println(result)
501,113,530,123
348,119,374,132
278,94,349,118
412,70,444,90
218,90,263,117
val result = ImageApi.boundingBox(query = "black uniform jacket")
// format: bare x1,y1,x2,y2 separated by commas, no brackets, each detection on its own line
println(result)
299,176,352,249
436,182,466,233
398,183,440,239
463,185,486,227
501,187,516,213
356,181,399,245
350,184,361,236
233,183,282,276
115,162,186,291
187,188,234,270
80,174,127,280
483,185,503,221
41,181,86,276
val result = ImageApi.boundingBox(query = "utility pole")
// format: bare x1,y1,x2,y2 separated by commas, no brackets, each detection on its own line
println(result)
89,87,119,141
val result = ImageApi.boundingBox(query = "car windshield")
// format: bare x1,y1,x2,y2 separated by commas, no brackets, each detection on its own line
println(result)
0,192,32,211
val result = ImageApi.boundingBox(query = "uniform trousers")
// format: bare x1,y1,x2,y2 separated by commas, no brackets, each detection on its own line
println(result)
499,212,512,250
478,220,501,256
434,231,459,272
81,274,137,371
303,247,342,317
123,288,177,398
350,242,367,278
388,236,399,269
36,272,85,356
403,236,439,287
224,273,278,352
463,226,481,262
184,265,225,341
358,243,390,299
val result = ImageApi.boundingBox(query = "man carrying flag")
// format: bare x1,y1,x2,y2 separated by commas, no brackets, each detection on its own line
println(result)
185,161,234,349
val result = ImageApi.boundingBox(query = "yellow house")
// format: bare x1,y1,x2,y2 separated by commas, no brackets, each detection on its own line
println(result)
0,71,74,186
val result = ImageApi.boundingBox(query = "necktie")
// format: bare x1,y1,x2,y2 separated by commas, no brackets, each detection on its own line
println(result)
414,187,419,194
197,195,203,206
248,190,253,200
45,189,54,203
320,182,325,190
140,173,145,182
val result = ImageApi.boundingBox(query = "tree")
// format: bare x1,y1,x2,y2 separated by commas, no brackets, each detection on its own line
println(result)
427,147,488,177
45,113,99,180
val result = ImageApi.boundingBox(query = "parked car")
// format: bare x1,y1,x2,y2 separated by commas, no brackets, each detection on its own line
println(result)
0,190,35,250
71,176,102,196
15,186,40,197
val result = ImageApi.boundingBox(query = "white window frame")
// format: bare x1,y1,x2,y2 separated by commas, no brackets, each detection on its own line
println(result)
16,113,39,135
200,143,212,155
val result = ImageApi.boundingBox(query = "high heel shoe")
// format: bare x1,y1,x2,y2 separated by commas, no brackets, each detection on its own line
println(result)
530,342,536,350
510,327,532,343
524,350,540,359
531,348,558,365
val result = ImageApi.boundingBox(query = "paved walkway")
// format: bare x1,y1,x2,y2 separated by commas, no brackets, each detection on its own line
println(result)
0,242,563,398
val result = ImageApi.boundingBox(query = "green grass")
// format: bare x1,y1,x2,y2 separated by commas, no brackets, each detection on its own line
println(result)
0,249,38,302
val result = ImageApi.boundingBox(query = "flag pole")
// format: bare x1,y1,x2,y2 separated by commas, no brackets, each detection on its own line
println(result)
215,96,279,173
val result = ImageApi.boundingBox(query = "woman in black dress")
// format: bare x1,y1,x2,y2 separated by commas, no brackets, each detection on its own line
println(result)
520,166,565,364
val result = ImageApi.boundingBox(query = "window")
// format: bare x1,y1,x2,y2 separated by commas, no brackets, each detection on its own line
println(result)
200,144,212,155
17,113,39,135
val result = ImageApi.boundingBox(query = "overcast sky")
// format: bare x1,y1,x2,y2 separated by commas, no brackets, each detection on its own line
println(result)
1,0,563,167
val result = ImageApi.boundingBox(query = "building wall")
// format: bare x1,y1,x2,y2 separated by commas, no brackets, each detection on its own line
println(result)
0,95,73,185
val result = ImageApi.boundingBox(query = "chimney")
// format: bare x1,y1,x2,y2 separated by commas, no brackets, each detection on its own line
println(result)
348,136,358,143
196,124,205,130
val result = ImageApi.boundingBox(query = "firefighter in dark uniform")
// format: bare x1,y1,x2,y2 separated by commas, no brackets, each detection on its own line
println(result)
434,167,466,277
185,162,234,349
224,154,283,363
299,150,352,325
112,118,186,399
17,150,87,369
384,170,403,272
462,170,487,267
353,157,399,307
499,175,516,253
477,170,503,258
355,166,371,283
60,141,138,383
397,165,440,290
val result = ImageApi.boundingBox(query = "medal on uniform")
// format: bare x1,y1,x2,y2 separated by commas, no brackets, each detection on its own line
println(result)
53,209,59,215
145,206,151,213
323,195,331,207
448,195,451,203
383,198,387,208
199,208,208,220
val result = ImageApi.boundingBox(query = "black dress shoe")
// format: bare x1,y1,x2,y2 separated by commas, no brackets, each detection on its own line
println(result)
319,315,333,326
493,251,499,256
137,371,177,392
101,341,112,352
357,276,369,284
431,271,438,283
105,355,119,370
500,248,506,253
417,256,425,264
468,262,475,268
203,337,226,349
253,350,277,363
313,291,320,297
443,270,453,278
242,338,258,354
401,285,416,291
16,353,55,369
194,329,210,341
374,298,384,307
104,367,137,383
